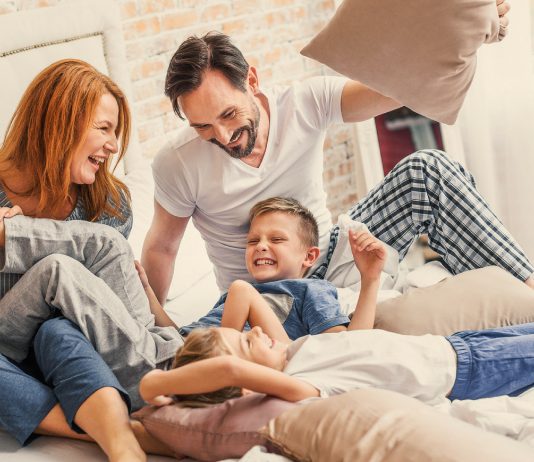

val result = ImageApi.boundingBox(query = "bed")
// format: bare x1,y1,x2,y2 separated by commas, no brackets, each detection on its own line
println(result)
1,1,534,461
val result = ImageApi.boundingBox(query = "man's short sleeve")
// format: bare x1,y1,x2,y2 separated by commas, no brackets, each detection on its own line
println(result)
152,141,196,218
300,280,350,335
295,76,347,131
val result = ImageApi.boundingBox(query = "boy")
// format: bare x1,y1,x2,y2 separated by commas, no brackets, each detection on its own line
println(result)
175,196,386,340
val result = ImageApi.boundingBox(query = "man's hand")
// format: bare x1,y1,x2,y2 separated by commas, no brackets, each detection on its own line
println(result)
349,230,386,281
0,205,23,247
497,0,510,40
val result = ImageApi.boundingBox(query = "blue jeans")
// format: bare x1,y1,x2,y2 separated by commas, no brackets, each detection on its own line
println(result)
0,317,130,445
447,322,534,400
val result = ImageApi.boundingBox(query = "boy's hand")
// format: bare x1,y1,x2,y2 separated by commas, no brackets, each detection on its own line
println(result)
349,230,386,280
134,260,151,290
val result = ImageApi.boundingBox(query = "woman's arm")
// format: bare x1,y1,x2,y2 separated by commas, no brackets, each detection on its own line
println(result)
139,355,319,404
222,280,290,344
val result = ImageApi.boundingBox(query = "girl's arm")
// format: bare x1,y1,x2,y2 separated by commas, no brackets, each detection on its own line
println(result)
222,280,291,344
139,355,319,404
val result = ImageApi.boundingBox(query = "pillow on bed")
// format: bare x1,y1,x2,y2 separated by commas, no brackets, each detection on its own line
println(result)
132,393,296,461
261,388,534,462
301,0,501,124
375,266,534,336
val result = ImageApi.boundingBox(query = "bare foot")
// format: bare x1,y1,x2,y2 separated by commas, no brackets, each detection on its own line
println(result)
526,276,534,290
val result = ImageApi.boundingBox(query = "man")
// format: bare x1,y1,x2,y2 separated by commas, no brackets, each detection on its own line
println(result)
142,29,533,303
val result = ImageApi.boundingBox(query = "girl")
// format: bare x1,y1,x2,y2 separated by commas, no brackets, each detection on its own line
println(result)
140,231,534,409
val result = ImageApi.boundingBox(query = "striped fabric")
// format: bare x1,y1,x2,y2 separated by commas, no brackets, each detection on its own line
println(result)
312,150,534,282
0,185,132,299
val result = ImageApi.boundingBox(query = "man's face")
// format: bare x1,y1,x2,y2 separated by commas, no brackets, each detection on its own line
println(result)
179,69,260,159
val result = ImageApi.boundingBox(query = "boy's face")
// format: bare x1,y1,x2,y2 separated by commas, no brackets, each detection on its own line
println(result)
246,211,317,282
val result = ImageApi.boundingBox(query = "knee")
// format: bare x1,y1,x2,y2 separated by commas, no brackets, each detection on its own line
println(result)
34,317,81,351
406,149,451,167
98,225,134,259
32,254,83,275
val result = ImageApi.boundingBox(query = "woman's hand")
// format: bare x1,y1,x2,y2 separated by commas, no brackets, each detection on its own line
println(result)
0,205,24,248
349,229,386,281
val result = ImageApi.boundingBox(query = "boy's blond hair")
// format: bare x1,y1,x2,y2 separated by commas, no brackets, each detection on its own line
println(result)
171,328,242,407
249,197,319,247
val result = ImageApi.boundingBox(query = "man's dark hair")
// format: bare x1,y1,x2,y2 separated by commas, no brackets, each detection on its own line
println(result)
165,31,250,120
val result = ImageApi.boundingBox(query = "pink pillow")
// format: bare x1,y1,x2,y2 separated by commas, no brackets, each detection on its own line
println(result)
132,393,296,461
301,0,502,124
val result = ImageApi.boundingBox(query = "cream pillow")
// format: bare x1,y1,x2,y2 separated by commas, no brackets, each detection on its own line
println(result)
301,0,501,124
261,389,534,462
375,266,534,336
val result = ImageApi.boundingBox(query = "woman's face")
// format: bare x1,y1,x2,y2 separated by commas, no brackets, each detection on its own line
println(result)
70,93,119,185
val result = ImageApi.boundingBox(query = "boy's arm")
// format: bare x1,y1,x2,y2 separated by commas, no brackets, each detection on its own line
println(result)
139,355,319,404
347,230,385,330
135,261,177,328
222,280,290,343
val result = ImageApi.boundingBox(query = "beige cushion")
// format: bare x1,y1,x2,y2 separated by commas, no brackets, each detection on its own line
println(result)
132,393,296,461
261,389,534,462
301,0,501,124
375,266,534,336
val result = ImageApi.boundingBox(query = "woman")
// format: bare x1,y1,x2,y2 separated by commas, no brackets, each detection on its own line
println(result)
0,59,151,462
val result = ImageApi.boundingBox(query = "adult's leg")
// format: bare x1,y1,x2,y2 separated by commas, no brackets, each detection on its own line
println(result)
314,150,533,282
0,254,181,406
34,318,145,462
2,216,152,325
0,352,57,445
447,322,534,400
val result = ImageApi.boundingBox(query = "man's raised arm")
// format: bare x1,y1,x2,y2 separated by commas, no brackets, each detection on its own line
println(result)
141,200,190,304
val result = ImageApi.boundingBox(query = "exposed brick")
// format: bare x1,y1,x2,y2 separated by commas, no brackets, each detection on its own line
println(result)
161,9,198,31
232,0,261,16
123,16,161,41
130,56,166,81
0,2,16,14
201,2,231,22
119,1,137,19
138,0,175,15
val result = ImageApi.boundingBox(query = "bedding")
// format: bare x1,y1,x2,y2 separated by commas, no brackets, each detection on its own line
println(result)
301,0,502,124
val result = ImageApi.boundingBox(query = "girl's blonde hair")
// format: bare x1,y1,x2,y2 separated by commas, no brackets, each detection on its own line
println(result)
0,59,130,221
172,328,242,407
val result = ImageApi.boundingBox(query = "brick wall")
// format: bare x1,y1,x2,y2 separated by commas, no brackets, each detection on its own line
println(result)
0,0,360,220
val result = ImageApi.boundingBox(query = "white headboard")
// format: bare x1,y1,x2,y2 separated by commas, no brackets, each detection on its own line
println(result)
0,0,143,176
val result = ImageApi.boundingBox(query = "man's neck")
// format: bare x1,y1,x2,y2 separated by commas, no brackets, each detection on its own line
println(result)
240,92,270,168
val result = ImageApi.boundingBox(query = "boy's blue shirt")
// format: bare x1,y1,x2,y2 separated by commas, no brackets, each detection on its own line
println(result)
179,278,350,340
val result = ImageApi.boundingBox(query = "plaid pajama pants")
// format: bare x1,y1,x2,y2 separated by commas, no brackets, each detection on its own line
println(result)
311,150,533,282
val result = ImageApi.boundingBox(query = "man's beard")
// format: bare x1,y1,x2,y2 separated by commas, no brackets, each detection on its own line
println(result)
209,99,260,159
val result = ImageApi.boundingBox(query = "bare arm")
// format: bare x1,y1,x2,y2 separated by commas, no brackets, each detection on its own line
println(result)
141,201,190,304
222,280,291,344
135,261,176,328
139,355,319,404
341,81,401,123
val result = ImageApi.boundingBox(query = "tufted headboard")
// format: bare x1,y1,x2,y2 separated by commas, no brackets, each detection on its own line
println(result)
0,0,143,176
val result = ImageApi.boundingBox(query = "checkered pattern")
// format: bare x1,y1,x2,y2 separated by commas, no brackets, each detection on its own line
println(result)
311,150,534,282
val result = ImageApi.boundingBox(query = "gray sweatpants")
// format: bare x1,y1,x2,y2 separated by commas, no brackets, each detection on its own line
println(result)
0,216,183,408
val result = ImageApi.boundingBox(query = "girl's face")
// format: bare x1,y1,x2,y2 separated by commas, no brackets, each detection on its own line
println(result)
218,326,288,371
70,93,119,185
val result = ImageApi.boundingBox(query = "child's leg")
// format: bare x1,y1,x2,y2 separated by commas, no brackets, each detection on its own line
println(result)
222,280,290,343
3,216,149,324
447,322,534,400
0,255,182,407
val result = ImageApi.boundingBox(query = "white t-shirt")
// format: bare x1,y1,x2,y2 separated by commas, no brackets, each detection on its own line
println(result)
153,77,347,290
284,330,457,406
